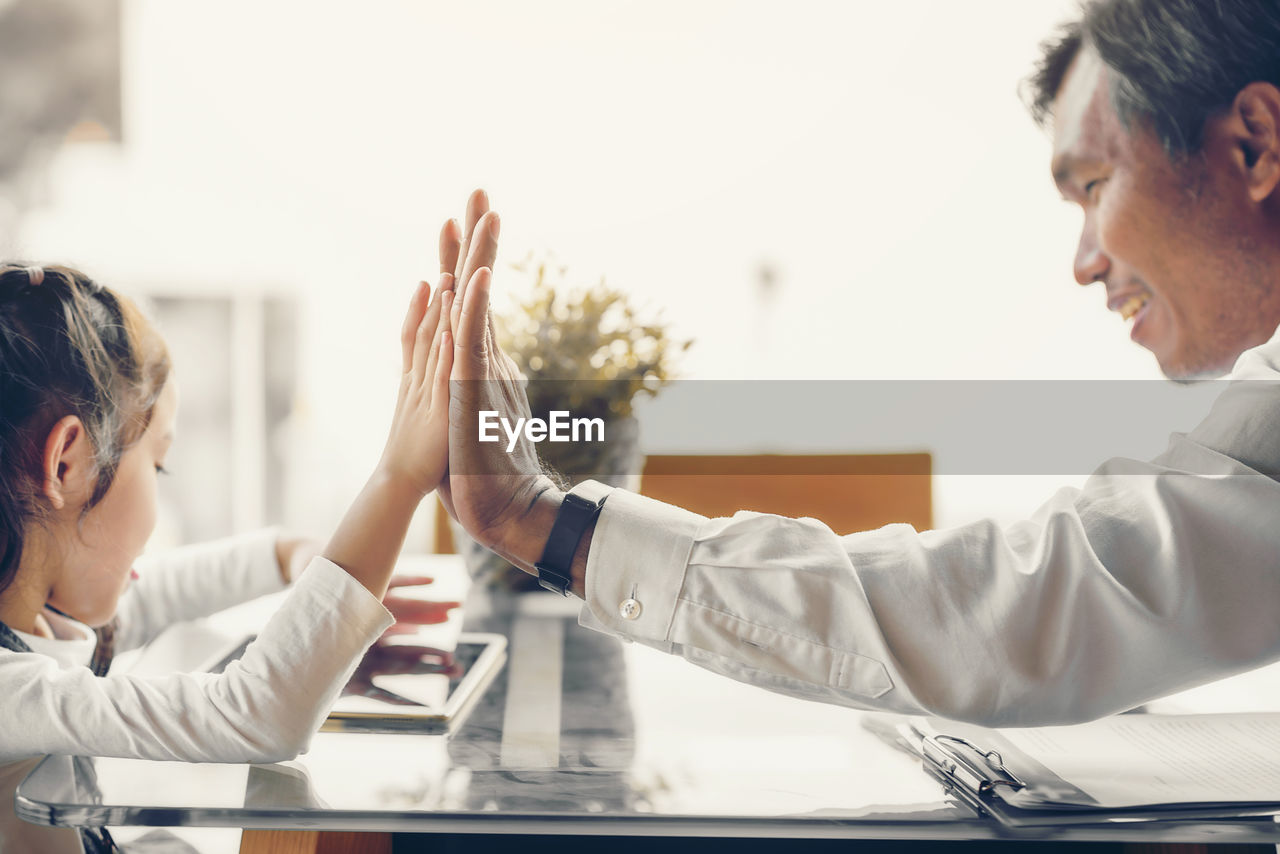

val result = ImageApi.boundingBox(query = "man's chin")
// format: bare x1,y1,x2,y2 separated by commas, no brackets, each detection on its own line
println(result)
1156,350,1232,383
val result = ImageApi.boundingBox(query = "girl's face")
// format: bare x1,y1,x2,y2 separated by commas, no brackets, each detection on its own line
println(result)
47,380,177,627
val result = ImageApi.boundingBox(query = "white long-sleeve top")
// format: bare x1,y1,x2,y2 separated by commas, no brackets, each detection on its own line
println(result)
580,329,1280,728
0,531,394,764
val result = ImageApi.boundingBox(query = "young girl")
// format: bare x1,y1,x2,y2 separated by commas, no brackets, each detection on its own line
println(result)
0,260,459,853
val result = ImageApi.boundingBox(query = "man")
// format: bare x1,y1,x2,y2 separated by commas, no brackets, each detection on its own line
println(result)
435,0,1280,726
1029,1,1280,380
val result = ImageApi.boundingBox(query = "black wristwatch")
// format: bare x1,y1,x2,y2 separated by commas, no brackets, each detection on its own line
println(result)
534,480,612,596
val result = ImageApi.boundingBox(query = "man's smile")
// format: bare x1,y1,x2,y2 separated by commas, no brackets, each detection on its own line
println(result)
1106,287,1155,342
1113,292,1149,321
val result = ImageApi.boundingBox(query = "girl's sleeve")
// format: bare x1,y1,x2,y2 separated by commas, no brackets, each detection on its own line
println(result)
0,558,393,764
113,530,285,653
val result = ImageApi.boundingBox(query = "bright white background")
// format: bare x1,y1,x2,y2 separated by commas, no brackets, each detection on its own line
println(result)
9,0,1162,538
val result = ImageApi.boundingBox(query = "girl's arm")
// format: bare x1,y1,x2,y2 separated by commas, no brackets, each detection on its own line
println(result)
113,530,285,653
0,558,388,763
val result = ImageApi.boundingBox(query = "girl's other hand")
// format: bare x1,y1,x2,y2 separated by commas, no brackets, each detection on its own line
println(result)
377,271,455,499
274,534,323,584
379,574,461,634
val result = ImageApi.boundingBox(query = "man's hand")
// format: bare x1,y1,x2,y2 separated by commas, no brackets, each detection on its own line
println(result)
436,190,564,570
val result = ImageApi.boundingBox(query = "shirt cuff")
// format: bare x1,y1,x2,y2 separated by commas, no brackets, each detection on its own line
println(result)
290,556,396,637
579,488,705,648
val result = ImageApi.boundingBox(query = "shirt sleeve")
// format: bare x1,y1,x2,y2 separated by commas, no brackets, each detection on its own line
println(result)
579,371,1280,727
113,529,286,653
0,558,393,764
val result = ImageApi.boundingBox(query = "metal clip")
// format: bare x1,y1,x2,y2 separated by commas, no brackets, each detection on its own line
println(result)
927,734,1027,794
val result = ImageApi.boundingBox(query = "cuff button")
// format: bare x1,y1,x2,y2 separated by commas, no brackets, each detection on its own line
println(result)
619,598,643,620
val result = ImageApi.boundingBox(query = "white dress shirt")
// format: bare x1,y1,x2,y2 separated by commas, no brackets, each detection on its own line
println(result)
580,328,1280,727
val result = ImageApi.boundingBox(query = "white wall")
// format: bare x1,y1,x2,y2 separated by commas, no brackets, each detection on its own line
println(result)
12,0,1163,538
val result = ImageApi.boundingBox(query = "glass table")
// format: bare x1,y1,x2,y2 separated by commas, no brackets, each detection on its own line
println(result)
14,557,1280,853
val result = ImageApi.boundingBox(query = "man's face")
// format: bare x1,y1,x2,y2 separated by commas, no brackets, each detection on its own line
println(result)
1050,49,1275,379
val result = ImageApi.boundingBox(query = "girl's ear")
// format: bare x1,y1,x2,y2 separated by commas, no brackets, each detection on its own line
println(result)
41,416,95,511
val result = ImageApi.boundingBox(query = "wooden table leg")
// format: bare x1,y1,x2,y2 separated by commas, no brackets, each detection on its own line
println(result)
239,829,392,854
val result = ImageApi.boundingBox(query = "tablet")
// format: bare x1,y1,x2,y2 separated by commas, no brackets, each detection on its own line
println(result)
201,632,507,735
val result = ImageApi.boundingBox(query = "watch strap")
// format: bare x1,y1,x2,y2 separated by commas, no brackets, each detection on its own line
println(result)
534,480,612,595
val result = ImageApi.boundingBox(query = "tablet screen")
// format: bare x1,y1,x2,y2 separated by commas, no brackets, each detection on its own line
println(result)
203,632,506,734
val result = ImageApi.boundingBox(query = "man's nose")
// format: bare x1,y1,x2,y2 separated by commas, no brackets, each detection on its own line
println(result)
1073,229,1110,286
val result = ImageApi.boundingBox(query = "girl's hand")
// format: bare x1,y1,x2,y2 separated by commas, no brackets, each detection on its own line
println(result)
376,271,456,499
379,575,461,635
433,189,495,522
274,534,323,584
321,273,456,599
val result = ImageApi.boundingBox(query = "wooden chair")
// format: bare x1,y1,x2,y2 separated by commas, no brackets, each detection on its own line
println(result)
639,453,931,534
435,452,931,552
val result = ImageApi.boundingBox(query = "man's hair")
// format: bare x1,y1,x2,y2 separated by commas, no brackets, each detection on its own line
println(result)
1026,0,1280,156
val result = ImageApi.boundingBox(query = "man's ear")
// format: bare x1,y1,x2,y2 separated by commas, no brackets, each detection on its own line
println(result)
1225,82,1280,203
41,416,95,511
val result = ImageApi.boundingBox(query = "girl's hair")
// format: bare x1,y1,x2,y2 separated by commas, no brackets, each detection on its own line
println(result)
0,264,170,594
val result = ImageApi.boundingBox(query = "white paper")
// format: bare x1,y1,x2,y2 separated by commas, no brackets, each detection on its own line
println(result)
996,713,1280,808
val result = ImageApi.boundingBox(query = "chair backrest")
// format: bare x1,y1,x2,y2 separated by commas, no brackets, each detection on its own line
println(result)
434,452,932,553
434,500,454,554
639,453,932,534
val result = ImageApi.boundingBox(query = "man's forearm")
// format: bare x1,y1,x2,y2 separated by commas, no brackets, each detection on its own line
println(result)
491,486,594,599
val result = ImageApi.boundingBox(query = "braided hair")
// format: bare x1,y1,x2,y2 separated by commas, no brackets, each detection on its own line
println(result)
0,264,170,594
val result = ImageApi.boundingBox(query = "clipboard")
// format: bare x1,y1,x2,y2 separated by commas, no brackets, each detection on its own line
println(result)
916,718,1280,827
